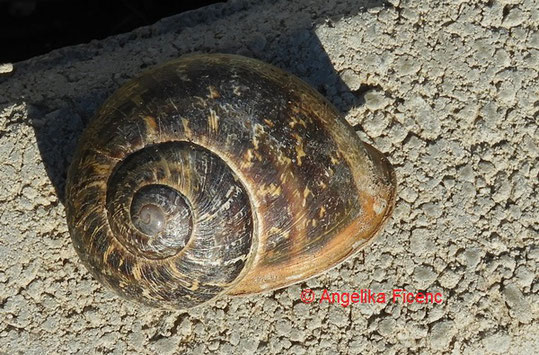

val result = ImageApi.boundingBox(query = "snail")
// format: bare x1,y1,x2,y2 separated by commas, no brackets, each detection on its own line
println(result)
65,53,397,310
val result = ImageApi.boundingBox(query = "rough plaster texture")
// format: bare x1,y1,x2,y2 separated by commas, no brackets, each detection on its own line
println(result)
0,0,537,353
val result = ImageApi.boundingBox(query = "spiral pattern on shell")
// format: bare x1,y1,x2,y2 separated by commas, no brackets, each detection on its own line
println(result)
104,141,255,307
65,54,396,309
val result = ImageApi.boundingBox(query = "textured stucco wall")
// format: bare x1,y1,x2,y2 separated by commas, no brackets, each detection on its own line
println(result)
0,0,537,353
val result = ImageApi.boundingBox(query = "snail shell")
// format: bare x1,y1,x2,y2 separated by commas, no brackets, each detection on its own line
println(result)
65,53,396,309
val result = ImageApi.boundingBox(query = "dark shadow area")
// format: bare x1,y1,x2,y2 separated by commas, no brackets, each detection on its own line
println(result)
23,0,391,203
0,0,225,62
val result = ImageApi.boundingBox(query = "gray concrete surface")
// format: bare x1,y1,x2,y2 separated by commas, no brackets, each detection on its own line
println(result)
0,0,537,353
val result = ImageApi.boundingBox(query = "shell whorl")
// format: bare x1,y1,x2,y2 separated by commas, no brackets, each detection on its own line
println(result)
70,141,256,308
65,53,396,309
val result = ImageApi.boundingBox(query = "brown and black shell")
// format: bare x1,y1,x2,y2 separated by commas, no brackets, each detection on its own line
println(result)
65,53,397,309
